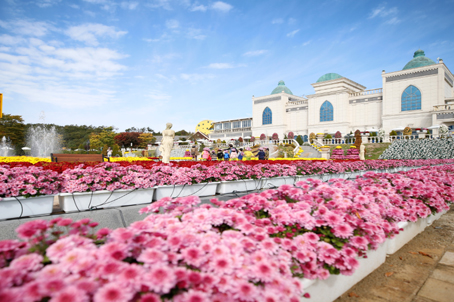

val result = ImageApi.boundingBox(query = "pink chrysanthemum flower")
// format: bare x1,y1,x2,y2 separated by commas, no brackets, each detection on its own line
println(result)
93,283,133,302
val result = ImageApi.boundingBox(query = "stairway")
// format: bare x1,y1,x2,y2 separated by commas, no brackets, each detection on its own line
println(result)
298,144,322,158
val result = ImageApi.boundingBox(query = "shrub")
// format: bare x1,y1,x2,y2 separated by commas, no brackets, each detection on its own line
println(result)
403,127,412,136
288,132,294,139
296,135,304,146
260,134,266,140
389,130,397,136
250,136,256,142
334,131,342,138
325,134,332,139
238,137,243,142
272,133,279,140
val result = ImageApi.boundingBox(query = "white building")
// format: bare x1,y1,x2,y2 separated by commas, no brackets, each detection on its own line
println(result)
211,49,454,142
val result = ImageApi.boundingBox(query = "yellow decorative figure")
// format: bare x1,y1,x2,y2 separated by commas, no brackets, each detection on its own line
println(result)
195,120,214,135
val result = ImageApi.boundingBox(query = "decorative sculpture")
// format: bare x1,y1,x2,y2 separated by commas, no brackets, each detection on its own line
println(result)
439,124,449,138
160,123,175,164
354,130,362,149
378,128,385,138
403,127,412,136
359,144,366,160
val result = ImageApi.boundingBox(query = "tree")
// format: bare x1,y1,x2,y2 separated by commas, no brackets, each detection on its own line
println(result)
89,129,116,151
287,132,294,139
138,133,156,148
0,114,26,154
260,134,266,140
334,131,342,138
114,132,141,148
272,133,279,140
250,136,255,142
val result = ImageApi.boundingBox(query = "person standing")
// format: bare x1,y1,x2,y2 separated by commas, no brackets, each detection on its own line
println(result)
107,147,112,157
264,147,269,160
190,145,199,161
217,149,224,160
202,147,210,160
223,150,230,161
258,148,266,160
238,148,244,160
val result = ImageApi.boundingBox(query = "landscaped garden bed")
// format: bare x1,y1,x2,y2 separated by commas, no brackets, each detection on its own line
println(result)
0,164,453,301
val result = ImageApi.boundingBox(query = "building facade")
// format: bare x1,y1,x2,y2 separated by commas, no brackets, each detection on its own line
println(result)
210,49,454,141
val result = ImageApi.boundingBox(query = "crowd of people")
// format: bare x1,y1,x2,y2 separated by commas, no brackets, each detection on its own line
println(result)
183,144,270,161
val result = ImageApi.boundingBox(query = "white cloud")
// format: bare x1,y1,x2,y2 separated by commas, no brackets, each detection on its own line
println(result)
65,23,127,46
288,18,297,25
302,40,311,46
69,4,79,9
0,35,127,109
243,50,267,56
191,4,207,12
180,73,214,82
0,34,24,45
369,5,400,24
272,18,283,24
206,63,233,69
146,91,171,100
0,20,53,37
187,28,206,40
385,17,401,25
165,19,179,29
84,10,96,17
120,1,138,9
146,0,172,10
35,0,61,7
211,1,232,12
286,29,300,37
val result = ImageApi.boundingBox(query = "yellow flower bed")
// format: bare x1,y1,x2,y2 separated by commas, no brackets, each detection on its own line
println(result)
335,146,342,149
0,156,51,164
349,146,357,149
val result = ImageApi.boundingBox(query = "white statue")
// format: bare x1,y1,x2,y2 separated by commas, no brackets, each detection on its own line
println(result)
359,144,366,160
160,123,175,164
439,124,449,138
378,128,385,138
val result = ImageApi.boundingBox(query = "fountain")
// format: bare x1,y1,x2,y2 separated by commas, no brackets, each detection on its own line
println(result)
26,124,61,157
0,136,14,156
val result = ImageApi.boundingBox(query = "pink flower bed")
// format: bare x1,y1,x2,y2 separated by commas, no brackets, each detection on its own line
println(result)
0,165,61,199
1,165,453,301
2,160,454,199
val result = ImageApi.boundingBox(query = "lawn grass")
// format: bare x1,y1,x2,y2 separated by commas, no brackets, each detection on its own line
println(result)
329,143,391,160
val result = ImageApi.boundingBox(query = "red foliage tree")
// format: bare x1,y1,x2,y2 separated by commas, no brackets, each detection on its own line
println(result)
334,131,342,139
250,136,255,142
238,137,243,142
287,132,294,139
272,133,279,140
260,134,266,140
114,132,142,148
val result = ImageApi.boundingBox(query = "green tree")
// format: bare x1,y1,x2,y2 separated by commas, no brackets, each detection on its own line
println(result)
296,135,304,146
90,128,116,151
0,114,26,154
138,133,156,148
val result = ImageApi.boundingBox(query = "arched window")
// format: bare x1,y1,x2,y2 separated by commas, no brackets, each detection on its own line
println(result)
320,101,333,122
401,85,421,111
263,107,272,125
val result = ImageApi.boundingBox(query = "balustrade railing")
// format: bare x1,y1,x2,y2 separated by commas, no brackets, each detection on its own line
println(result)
349,88,383,97
433,105,454,111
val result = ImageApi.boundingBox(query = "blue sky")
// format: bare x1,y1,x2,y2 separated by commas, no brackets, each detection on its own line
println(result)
1,0,453,132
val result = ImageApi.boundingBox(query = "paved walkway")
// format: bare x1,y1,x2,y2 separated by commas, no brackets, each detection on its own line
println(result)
335,206,454,302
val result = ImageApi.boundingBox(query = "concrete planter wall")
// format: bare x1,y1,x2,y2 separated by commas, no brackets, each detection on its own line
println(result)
299,241,388,302
216,179,265,194
154,182,219,200
0,195,55,220
59,188,155,213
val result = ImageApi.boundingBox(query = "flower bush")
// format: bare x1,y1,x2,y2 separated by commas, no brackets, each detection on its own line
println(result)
1,165,453,301
0,156,50,164
2,159,454,196
0,165,61,199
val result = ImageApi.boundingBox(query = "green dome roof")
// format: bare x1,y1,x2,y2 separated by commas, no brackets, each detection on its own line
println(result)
403,49,436,70
271,80,293,95
316,73,342,83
